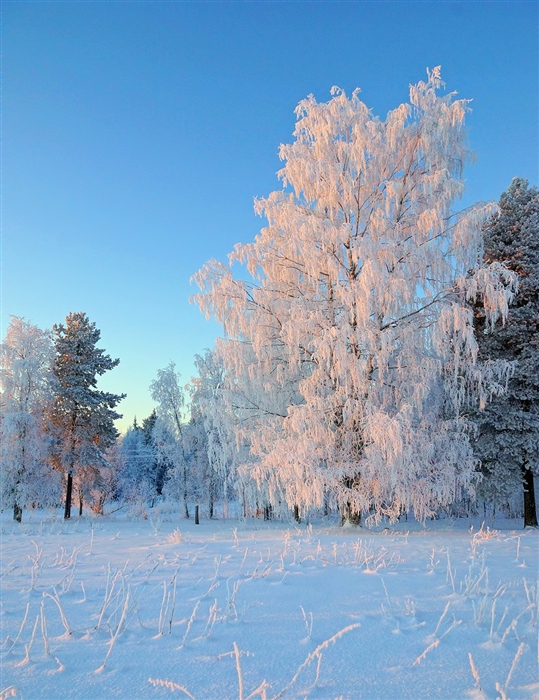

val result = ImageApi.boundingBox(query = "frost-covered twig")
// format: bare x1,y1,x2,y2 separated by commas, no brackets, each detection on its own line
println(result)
500,605,533,644
495,681,507,700
16,615,40,666
225,578,243,620
433,601,450,638
489,598,497,642
8,603,30,652
179,600,200,648
0,561,16,581
505,642,526,689
40,601,49,656
26,615,40,662
29,540,43,590
234,642,244,700
413,618,461,666
497,605,509,635
472,594,489,626
97,568,123,632
468,652,482,692
446,550,456,594
95,586,131,673
157,581,169,636
270,622,360,700
77,580,87,604
522,578,537,625
42,589,71,636
245,682,269,700
463,558,488,598
300,606,313,641
201,599,218,639
148,677,196,698
168,573,178,634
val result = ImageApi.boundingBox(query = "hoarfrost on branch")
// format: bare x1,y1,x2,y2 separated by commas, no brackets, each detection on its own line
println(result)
193,68,517,523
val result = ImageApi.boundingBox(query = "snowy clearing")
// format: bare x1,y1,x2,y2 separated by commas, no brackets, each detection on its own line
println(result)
1,512,538,700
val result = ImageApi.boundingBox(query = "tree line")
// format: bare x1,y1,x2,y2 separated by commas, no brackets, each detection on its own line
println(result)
2,70,537,526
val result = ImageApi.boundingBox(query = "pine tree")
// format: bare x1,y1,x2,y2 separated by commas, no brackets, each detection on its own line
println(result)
473,178,539,527
49,312,125,518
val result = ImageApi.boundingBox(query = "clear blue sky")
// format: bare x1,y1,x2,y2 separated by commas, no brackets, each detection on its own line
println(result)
3,1,538,432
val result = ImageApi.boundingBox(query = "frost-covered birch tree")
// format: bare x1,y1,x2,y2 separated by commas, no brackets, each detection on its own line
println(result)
194,68,517,524
189,348,248,516
150,363,190,517
0,317,59,521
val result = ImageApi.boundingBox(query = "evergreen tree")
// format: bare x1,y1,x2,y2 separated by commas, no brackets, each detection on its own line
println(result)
142,409,166,494
473,178,539,526
119,418,158,507
49,312,125,518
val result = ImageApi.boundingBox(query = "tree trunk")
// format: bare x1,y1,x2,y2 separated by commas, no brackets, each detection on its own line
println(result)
209,469,215,519
523,465,538,527
341,501,361,526
79,492,83,517
195,505,199,525
13,502,22,523
342,476,361,525
64,471,73,519
183,465,189,519
293,504,301,523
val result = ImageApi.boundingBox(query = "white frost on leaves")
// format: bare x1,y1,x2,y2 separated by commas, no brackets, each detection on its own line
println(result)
192,69,517,523
0,318,60,512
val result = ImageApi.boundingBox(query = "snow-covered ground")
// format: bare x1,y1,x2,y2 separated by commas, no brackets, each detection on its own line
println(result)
1,510,537,700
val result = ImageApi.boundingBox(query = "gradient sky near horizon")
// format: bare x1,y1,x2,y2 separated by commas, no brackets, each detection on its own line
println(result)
3,1,538,432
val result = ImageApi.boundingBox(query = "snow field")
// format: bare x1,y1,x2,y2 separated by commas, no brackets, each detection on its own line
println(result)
1,514,538,699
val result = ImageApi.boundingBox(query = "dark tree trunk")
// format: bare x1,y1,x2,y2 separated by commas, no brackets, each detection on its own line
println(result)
13,502,22,523
209,469,215,519
64,472,73,519
195,504,199,525
293,504,301,523
341,476,361,525
264,503,272,521
523,465,538,527
183,465,190,519
341,501,361,526
79,492,83,517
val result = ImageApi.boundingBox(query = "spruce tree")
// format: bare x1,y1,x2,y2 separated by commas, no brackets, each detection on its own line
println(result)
49,312,125,518
473,178,539,526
